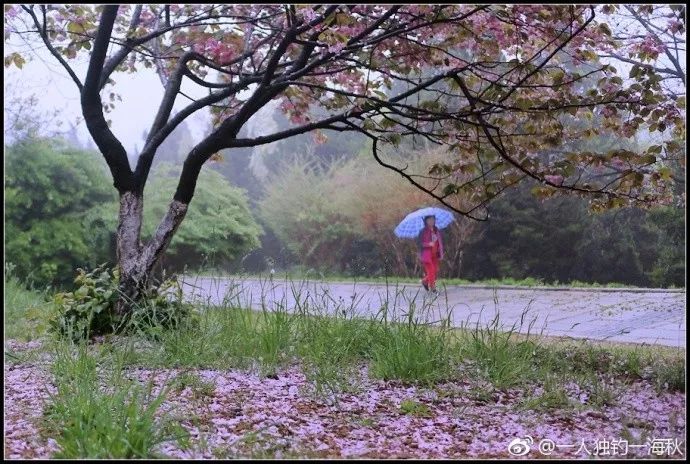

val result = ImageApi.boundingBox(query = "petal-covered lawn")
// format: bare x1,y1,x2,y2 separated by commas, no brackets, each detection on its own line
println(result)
4,341,59,459
4,340,686,459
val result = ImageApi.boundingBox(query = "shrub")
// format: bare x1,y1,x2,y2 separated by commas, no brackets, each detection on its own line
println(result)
5,138,264,288
258,157,358,273
5,138,117,287
50,265,195,342
50,266,120,341
141,163,264,273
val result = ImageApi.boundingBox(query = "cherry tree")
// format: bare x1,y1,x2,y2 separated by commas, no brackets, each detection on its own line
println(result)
4,4,683,313
596,4,686,196
599,4,684,95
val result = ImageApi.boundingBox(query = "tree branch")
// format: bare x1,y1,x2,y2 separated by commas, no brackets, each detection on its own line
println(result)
22,5,83,90
98,4,143,89
454,75,652,204
81,5,133,193
625,5,686,85
363,131,489,221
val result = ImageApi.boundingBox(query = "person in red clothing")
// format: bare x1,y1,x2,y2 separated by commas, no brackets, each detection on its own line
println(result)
416,215,444,292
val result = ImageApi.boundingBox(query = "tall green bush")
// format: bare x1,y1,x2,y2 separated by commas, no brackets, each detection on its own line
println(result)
5,138,116,287
258,157,359,273
141,163,264,272
5,138,264,287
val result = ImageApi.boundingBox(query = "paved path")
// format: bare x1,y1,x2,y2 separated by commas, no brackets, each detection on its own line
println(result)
179,276,686,347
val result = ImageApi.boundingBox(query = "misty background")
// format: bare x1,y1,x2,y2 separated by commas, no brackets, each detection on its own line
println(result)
4,7,685,289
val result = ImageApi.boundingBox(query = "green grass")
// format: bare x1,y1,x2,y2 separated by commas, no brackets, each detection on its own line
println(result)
466,385,494,404
295,314,378,398
653,356,686,392
4,273,54,340
518,383,575,412
585,376,620,408
4,274,685,459
353,417,375,427
399,399,432,417
370,322,454,385
5,276,684,398
105,285,459,392
170,371,216,398
459,311,542,389
80,283,685,397
42,341,177,459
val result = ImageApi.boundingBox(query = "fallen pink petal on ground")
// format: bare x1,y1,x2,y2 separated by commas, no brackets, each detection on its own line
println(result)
3,340,685,459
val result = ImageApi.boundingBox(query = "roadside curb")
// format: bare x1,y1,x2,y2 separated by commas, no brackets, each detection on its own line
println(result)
438,285,686,293
179,276,686,294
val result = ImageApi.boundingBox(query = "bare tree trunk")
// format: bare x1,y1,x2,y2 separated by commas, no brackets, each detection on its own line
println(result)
115,192,144,316
115,192,188,315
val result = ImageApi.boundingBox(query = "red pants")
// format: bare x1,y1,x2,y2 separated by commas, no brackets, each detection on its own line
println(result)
422,259,439,289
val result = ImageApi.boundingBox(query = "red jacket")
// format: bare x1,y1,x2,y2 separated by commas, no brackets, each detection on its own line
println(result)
417,226,444,263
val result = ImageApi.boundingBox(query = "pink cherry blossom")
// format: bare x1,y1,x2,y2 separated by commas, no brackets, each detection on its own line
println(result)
5,338,686,460
601,106,616,118
545,174,564,185
302,8,317,23
328,42,345,54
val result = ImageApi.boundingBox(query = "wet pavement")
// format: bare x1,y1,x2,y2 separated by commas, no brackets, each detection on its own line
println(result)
179,276,686,348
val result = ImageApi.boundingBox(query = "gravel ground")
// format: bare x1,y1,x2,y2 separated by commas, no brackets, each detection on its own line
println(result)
3,339,686,460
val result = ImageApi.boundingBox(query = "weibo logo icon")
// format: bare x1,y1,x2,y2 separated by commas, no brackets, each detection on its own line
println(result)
507,436,534,456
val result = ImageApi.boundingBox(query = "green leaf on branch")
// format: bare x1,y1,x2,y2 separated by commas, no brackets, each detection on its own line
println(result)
516,98,532,110
597,23,612,36
658,166,673,180
388,133,401,146
443,184,458,196
629,65,641,79
372,90,387,100
13,53,25,69
531,185,555,198
67,22,83,34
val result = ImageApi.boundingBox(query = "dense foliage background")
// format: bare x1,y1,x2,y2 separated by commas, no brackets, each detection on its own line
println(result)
5,124,685,288
5,137,263,288
5,138,116,286
4,5,685,290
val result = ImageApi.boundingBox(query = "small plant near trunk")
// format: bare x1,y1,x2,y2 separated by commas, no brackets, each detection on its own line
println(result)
50,265,195,342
